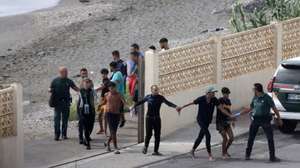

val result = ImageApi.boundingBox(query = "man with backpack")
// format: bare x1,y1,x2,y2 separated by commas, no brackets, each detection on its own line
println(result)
49,67,79,141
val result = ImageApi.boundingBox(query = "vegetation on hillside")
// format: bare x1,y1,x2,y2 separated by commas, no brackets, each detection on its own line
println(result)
230,0,300,32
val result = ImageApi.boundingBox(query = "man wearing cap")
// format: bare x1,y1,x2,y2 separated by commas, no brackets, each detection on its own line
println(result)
180,86,233,161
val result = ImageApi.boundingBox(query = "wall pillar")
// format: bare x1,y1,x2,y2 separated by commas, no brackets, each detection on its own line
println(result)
274,22,283,66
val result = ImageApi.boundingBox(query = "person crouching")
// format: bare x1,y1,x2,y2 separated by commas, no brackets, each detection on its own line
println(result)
78,78,96,150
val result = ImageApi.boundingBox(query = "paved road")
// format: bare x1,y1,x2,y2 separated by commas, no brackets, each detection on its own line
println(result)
146,126,300,168
24,113,138,168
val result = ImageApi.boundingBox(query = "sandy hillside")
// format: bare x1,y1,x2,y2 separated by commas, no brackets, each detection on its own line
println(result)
0,0,237,103
0,0,250,140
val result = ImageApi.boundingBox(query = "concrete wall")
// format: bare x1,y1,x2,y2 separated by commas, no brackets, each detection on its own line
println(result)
144,17,300,137
157,68,276,136
0,84,24,168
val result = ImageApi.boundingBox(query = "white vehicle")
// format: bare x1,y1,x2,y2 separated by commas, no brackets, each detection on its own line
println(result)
267,57,300,133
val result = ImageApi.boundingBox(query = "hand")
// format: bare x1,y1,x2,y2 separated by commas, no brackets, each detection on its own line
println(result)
176,107,181,115
229,114,236,121
231,122,235,128
276,118,283,127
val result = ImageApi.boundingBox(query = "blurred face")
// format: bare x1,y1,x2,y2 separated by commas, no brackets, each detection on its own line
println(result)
101,73,108,79
131,47,138,52
109,86,116,92
110,66,115,72
223,93,229,98
131,55,139,63
151,85,159,95
112,54,119,61
160,42,168,49
80,70,88,78
253,88,259,96
59,67,68,78
206,92,215,99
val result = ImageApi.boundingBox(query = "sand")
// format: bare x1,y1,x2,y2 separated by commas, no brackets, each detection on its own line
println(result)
0,0,253,140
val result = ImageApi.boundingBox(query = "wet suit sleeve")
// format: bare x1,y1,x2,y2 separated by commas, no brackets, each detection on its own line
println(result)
162,96,177,108
193,97,202,104
134,95,149,108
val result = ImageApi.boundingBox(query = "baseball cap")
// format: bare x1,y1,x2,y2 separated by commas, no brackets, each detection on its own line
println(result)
206,86,218,94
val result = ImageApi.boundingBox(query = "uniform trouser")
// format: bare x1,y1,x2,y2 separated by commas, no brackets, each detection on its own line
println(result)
145,116,161,153
54,104,70,138
80,113,95,143
193,122,211,154
77,107,84,141
246,120,275,159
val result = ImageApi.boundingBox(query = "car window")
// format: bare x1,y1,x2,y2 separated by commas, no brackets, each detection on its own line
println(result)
275,65,300,84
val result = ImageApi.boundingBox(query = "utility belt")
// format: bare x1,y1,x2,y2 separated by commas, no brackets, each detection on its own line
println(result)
146,115,161,120
251,115,272,123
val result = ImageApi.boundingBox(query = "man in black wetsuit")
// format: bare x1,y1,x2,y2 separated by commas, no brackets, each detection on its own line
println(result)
133,85,181,156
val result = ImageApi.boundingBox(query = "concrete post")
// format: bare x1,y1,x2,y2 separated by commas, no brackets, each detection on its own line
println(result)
274,22,283,65
0,83,24,168
214,36,222,87
137,56,145,143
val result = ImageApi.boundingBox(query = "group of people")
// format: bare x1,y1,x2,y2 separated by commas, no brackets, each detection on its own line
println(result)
48,39,170,152
133,83,283,162
48,38,283,162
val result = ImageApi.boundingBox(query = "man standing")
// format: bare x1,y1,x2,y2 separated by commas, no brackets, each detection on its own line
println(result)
78,78,96,150
49,67,79,141
110,62,126,127
159,38,170,51
131,43,144,58
240,83,283,162
132,85,180,156
78,68,88,144
179,86,233,161
112,50,127,77
104,82,126,154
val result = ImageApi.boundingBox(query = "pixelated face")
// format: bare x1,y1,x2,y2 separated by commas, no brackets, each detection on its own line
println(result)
83,80,92,89
112,54,119,61
59,68,68,78
151,85,159,95
101,73,108,79
109,85,116,92
160,42,168,49
80,70,88,78
207,92,215,99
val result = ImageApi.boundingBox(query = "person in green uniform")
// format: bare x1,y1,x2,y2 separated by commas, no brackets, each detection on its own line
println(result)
241,83,283,162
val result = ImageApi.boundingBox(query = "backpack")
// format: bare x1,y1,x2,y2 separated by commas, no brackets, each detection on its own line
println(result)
49,92,56,108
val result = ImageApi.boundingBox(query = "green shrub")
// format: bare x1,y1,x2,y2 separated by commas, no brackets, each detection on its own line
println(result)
231,0,300,32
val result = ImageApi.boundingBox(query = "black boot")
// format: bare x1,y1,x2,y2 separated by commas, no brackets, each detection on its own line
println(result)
142,147,148,154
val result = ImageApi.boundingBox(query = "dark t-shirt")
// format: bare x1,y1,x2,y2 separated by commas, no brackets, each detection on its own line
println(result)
101,77,110,98
216,97,232,124
50,77,76,102
134,94,177,117
115,59,127,76
193,96,220,125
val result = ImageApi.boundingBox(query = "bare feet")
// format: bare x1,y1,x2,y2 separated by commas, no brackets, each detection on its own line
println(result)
208,155,215,161
97,130,104,134
222,154,230,160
